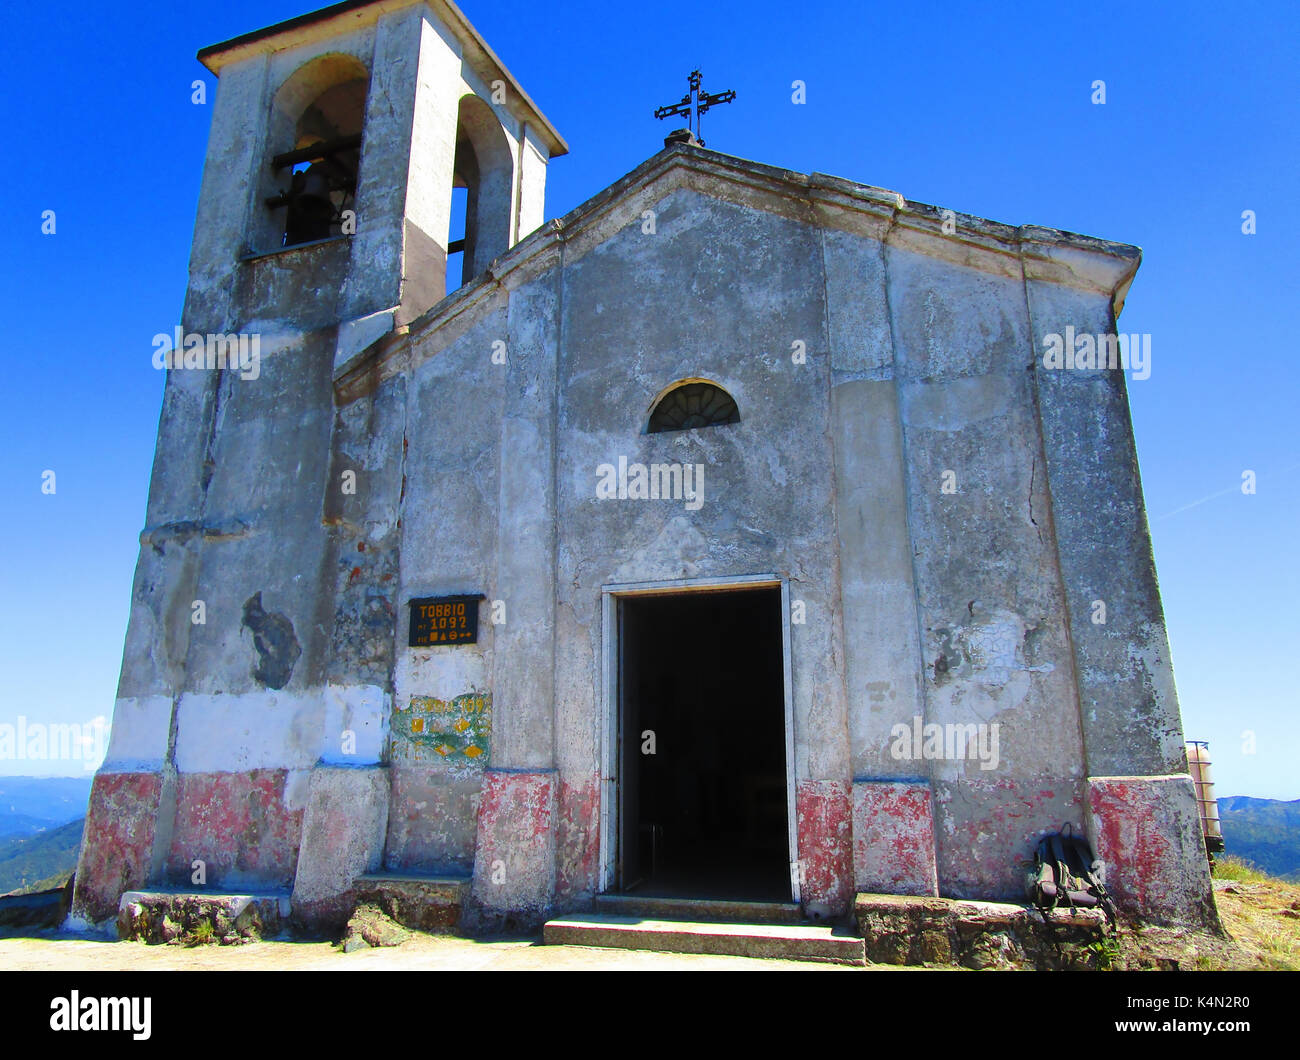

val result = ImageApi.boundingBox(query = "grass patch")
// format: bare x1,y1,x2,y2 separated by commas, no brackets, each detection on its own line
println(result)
1086,935,1122,971
1212,859,1300,970
1215,856,1273,883
182,920,216,947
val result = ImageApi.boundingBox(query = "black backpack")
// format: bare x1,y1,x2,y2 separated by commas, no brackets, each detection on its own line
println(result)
1026,823,1116,922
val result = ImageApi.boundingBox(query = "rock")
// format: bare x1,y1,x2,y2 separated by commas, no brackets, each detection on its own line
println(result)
233,904,266,940
342,903,412,950
0,886,71,931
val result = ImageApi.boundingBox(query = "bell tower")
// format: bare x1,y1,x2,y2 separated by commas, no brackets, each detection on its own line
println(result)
69,1,566,928
187,0,567,339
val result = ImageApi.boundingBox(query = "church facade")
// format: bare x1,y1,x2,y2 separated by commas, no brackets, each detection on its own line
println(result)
72,0,1217,933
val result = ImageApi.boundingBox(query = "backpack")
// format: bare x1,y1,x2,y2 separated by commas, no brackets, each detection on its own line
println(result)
1025,823,1116,922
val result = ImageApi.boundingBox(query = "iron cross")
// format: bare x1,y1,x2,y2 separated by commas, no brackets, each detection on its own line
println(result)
654,70,736,146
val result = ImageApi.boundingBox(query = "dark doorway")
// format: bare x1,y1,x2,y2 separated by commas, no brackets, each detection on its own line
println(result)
617,586,789,901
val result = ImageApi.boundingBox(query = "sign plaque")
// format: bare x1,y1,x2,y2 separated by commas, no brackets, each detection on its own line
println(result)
408,594,484,647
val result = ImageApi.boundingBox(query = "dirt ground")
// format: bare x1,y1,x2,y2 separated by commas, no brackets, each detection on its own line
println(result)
0,930,869,972
1,876,1292,972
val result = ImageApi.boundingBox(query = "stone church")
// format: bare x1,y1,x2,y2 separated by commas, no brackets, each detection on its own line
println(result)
72,0,1217,943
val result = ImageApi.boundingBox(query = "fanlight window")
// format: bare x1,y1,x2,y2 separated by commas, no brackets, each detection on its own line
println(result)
647,381,739,433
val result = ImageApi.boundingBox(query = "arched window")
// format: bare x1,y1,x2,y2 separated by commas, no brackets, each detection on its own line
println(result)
263,55,368,249
647,380,740,433
449,95,514,290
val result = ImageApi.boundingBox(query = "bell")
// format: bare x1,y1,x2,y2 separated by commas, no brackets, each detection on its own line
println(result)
284,163,335,245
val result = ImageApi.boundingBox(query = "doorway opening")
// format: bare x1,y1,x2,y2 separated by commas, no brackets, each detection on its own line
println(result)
617,586,789,901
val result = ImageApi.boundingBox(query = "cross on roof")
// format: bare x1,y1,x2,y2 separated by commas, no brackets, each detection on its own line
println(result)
654,70,736,147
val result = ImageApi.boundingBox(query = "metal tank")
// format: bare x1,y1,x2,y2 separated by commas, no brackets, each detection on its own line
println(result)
1186,740,1225,863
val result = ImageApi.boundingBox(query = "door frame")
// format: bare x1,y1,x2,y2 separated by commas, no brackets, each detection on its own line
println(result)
598,574,799,902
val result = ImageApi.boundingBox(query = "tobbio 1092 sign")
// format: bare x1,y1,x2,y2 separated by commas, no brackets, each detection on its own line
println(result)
408,594,484,647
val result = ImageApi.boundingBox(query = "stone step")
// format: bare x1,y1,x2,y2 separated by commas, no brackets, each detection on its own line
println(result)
117,889,290,944
353,873,470,933
544,913,866,965
594,893,804,924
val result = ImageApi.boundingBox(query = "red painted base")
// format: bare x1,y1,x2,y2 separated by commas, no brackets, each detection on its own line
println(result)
471,769,557,918
167,769,303,890
555,773,601,903
1086,774,1219,929
796,779,853,916
852,780,938,896
71,771,167,923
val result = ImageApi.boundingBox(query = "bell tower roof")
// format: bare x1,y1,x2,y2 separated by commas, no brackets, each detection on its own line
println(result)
197,0,568,157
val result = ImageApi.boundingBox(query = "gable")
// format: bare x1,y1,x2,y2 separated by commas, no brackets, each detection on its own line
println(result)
338,142,1140,401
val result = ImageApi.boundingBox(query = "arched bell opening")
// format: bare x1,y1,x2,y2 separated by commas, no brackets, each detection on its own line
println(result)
262,54,369,250
448,94,514,290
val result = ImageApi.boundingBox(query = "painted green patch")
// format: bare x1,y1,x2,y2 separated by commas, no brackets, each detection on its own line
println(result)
392,692,491,767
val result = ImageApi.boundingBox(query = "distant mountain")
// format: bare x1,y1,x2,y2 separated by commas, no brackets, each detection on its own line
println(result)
0,777,92,829
0,814,63,840
0,818,84,895
0,779,93,893
1219,796,1300,882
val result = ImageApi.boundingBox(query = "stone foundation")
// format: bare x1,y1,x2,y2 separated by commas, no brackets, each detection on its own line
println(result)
854,892,1112,969
117,889,291,945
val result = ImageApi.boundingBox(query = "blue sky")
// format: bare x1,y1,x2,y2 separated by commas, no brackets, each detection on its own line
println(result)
1,0,1296,798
